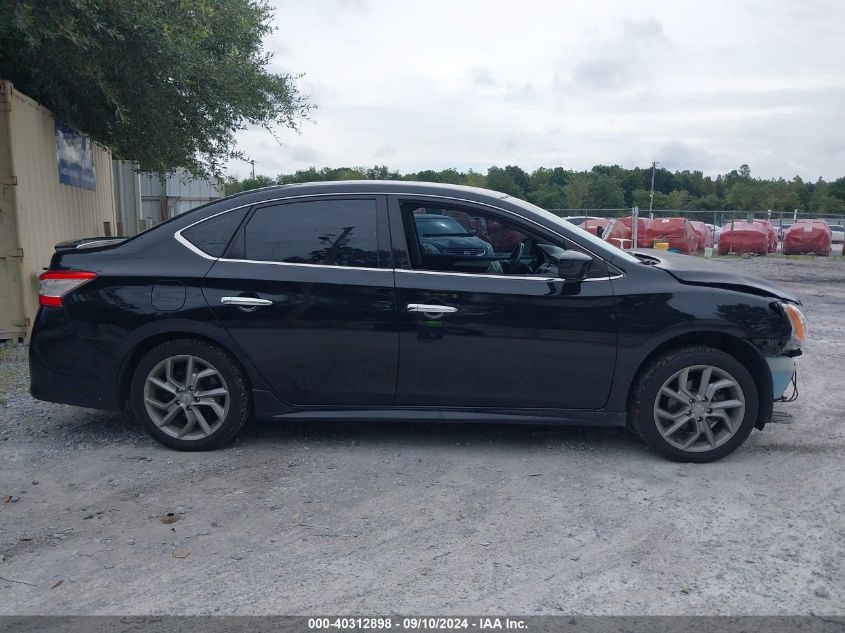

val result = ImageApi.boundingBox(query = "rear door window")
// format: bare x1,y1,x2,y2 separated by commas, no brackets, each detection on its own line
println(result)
244,199,380,268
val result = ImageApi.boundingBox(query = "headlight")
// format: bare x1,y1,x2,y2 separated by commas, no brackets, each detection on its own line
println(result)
781,303,807,351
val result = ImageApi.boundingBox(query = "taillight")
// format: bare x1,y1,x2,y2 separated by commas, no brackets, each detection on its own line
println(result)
38,271,97,307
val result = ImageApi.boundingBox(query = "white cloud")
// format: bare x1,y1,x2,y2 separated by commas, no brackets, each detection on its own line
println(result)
228,0,845,180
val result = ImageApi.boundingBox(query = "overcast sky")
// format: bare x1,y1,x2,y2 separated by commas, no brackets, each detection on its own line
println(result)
228,0,845,181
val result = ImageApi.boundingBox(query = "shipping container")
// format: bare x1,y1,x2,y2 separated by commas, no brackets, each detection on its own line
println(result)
0,81,117,340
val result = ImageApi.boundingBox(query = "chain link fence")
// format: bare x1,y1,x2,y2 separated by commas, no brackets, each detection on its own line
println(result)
548,208,845,228
547,208,845,254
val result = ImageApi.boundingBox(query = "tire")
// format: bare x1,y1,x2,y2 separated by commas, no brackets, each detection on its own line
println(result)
629,345,759,463
130,338,251,451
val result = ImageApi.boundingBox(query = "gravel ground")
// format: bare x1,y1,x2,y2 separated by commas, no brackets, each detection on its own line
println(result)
0,255,843,616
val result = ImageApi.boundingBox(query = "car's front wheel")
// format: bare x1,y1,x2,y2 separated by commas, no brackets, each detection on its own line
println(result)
629,345,759,462
130,338,251,451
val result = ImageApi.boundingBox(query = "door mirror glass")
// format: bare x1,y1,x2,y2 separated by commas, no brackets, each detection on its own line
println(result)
557,250,593,281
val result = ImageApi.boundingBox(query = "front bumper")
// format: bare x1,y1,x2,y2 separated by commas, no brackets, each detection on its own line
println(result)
766,355,796,400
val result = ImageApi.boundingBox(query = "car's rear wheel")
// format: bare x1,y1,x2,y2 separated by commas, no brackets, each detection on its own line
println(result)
130,338,251,451
629,345,759,462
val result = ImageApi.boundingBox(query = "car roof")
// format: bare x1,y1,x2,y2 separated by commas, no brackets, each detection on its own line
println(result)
224,180,511,207
134,180,523,246
127,179,636,268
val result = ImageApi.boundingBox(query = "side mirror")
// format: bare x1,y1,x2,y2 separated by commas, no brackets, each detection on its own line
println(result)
557,250,592,281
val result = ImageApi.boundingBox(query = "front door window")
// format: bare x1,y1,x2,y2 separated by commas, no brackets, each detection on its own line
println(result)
402,203,607,278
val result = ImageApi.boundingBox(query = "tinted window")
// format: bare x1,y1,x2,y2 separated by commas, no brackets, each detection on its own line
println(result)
181,207,248,257
244,199,379,267
403,203,608,278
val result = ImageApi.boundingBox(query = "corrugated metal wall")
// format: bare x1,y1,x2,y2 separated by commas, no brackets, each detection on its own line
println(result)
0,81,116,338
113,161,223,236
112,160,142,237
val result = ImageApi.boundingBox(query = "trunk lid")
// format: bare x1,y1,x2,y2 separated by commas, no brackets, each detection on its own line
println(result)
54,237,127,253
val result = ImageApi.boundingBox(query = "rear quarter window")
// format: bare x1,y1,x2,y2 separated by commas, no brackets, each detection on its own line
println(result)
181,208,248,257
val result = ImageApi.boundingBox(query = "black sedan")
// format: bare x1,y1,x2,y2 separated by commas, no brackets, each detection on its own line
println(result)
29,181,806,461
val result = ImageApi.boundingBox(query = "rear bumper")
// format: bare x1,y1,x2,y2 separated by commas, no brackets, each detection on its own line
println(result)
29,308,119,411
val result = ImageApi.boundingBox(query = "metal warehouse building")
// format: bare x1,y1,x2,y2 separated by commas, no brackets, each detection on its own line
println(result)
113,162,222,237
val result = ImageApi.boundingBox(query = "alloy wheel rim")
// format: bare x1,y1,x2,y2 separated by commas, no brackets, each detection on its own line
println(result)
143,355,230,440
653,364,745,453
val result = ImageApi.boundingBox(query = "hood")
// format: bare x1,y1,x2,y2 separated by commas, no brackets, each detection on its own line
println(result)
633,249,801,304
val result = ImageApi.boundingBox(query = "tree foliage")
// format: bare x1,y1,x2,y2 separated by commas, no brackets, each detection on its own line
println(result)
225,163,845,214
0,0,312,176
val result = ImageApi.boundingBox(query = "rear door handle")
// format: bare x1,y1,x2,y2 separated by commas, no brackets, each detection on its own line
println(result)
221,296,273,307
407,303,458,314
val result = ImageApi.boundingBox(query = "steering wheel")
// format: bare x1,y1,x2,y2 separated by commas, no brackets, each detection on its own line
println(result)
507,241,526,273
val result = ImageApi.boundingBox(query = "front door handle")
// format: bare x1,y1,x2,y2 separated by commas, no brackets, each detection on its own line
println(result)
221,296,273,307
407,303,458,314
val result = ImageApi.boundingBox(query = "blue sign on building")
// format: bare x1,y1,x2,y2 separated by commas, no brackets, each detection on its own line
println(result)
55,121,96,190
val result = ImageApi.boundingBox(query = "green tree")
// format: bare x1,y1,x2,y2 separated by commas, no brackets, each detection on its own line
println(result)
407,168,465,184
665,189,691,210
689,193,723,210
223,174,275,196
503,165,530,196
563,172,592,208
586,173,626,208
529,167,568,190
365,165,402,180
760,178,801,212
463,169,487,188
0,0,311,176
528,185,566,209
486,166,526,198
809,179,845,212
726,180,766,209
827,177,845,202
631,188,652,210
226,163,845,214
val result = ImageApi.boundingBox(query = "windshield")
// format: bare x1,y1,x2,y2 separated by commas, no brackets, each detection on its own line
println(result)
503,196,641,264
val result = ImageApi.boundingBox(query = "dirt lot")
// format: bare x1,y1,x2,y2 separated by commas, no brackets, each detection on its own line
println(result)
0,256,843,615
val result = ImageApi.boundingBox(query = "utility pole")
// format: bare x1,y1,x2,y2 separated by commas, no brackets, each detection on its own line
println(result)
631,206,639,250
648,161,658,219
240,157,256,179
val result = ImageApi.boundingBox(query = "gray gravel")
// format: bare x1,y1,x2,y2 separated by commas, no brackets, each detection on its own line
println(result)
0,255,843,615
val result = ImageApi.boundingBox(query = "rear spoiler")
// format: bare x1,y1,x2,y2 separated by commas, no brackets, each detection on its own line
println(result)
54,237,127,253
